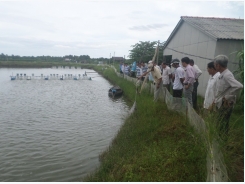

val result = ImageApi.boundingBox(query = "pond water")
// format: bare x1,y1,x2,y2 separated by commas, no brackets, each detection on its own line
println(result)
0,67,129,182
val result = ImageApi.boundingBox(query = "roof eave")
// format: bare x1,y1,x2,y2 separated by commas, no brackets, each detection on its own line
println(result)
163,18,184,50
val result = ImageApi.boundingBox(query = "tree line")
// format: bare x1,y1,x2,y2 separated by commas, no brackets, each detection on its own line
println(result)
1,40,165,64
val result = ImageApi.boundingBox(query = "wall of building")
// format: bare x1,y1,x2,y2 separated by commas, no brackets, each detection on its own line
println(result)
163,21,217,97
215,40,243,72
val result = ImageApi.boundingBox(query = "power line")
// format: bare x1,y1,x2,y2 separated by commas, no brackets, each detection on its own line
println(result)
165,46,213,61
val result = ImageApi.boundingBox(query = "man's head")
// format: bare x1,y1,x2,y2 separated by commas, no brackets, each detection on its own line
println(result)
189,59,194,66
171,59,180,68
181,57,190,67
207,61,217,76
162,62,167,69
148,60,153,69
213,55,228,72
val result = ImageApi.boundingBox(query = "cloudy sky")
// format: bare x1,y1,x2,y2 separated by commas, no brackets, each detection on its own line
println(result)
0,0,244,58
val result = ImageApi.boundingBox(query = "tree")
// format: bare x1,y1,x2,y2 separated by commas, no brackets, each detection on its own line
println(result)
233,49,244,109
128,41,166,64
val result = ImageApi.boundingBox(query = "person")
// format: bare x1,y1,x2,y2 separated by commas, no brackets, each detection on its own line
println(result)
138,60,163,101
141,62,147,81
212,55,243,137
119,62,123,74
136,62,142,78
121,63,125,75
203,61,220,109
152,61,161,74
181,57,196,106
171,59,185,98
131,61,136,77
190,59,202,109
124,63,129,76
161,62,172,92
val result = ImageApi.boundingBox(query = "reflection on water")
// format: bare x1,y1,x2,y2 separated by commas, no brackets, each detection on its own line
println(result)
0,68,129,182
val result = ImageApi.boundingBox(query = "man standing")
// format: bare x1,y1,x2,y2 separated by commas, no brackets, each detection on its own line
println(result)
171,59,185,98
213,55,243,137
161,62,172,92
190,59,202,109
203,61,220,109
181,57,196,106
136,62,142,78
121,63,125,75
124,63,129,76
138,61,163,101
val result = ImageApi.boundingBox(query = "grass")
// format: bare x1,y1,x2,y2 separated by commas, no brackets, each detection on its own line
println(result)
196,95,244,182
83,67,207,181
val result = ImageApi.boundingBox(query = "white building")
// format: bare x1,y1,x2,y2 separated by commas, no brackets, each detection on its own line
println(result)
163,16,244,97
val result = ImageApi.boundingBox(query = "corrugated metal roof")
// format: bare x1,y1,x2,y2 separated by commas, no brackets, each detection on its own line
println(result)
181,16,244,40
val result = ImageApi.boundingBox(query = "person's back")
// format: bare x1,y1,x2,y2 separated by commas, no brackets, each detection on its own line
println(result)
136,65,142,77
173,66,184,90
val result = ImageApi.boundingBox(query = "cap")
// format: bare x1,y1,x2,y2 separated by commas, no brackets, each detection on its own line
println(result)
148,63,153,69
171,59,180,64
148,60,153,64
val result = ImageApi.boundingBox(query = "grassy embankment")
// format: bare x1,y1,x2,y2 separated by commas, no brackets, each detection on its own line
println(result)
83,66,207,182
196,96,244,182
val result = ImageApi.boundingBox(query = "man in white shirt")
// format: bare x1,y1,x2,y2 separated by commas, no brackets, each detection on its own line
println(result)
190,59,202,109
124,63,129,76
203,61,220,109
121,63,125,75
213,55,243,137
161,62,172,92
171,59,185,98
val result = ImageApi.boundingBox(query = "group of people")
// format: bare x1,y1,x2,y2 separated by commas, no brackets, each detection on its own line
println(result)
136,55,243,137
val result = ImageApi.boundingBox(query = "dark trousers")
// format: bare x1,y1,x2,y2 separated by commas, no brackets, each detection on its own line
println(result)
173,89,183,98
217,101,233,139
192,81,199,109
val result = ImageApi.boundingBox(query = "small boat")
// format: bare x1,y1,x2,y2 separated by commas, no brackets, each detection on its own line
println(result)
44,77,49,80
10,76,16,80
108,86,123,98
27,76,31,80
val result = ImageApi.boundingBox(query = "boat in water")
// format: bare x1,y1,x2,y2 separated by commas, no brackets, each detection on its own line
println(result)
108,86,123,98
10,76,16,80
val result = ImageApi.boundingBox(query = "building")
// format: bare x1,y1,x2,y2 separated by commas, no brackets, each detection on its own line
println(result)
111,57,125,63
163,16,244,97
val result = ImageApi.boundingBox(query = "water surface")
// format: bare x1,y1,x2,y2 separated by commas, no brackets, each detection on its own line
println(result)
0,67,129,182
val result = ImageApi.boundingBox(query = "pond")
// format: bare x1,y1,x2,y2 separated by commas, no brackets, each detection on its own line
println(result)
0,67,129,182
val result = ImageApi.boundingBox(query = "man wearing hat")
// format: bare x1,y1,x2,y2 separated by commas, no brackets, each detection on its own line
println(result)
138,60,163,101
171,59,185,98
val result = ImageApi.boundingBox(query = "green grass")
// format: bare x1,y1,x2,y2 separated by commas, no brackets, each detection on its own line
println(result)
83,67,207,182
196,95,244,182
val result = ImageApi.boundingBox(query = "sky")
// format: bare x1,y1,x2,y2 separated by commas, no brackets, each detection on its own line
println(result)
0,0,244,59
